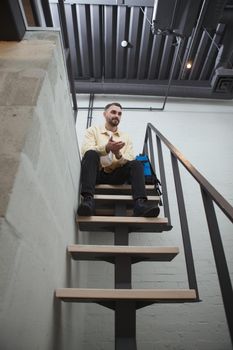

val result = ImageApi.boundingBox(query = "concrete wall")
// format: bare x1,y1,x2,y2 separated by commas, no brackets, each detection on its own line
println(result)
0,31,82,350
75,94,233,350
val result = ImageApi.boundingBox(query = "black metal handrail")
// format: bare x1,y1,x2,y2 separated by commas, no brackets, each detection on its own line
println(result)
143,123,233,346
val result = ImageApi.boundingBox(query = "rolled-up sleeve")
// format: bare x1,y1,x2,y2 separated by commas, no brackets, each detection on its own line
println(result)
117,135,135,165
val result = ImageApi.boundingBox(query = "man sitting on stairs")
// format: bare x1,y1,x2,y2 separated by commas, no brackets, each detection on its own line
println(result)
77,102,160,217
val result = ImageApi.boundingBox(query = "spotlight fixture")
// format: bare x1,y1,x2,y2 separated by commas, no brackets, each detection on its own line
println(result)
121,40,128,48
186,62,192,69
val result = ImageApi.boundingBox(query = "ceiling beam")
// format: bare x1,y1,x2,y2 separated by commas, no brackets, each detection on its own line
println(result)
116,6,127,78
104,6,114,78
76,4,91,77
49,0,154,5
126,6,140,78
137,6,153,79
90,4,102,78
74,80,233,99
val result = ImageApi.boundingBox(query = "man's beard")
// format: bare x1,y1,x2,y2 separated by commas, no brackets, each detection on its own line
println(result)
109,118,119,126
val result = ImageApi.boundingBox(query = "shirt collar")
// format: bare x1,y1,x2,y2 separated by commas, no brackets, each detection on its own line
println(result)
100,125,121,136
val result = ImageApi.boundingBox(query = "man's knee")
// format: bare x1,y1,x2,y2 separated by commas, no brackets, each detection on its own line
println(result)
129,159,144,171
82,150,100,162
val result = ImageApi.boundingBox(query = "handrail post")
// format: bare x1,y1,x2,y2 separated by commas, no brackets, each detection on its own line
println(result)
201,188,233,344
142,128,149,155
156,135,171,225
148,128,155,171
171,154,199,296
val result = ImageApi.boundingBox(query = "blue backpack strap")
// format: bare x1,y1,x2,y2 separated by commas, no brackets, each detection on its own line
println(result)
136,154,162,202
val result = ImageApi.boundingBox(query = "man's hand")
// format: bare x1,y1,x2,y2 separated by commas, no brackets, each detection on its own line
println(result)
105,136,125,157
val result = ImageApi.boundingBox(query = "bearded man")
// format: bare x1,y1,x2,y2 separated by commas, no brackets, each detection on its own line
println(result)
77,102,160,218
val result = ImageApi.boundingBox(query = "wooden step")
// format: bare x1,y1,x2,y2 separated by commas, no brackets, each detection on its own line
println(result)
94,194,160,204
95,184,156,195
94,194,160,211
56,288,197,303
77,215,171,232
95,208,134,216
68,245,179,263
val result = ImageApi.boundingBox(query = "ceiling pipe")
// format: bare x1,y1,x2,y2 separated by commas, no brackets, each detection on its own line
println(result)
78,106,166,111
159,36,183,109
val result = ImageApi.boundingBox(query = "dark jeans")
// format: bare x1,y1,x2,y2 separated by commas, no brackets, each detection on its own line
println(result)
80,150,147,200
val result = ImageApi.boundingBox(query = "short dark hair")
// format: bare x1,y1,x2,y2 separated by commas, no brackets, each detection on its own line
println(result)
104,102,122,111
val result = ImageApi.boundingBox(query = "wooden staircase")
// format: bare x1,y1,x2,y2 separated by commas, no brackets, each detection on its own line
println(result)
56,184,198,349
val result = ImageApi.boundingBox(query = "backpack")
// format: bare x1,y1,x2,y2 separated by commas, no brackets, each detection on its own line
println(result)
136,154,162,203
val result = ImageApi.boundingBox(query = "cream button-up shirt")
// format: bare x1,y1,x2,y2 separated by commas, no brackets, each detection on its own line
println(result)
81,125,135,173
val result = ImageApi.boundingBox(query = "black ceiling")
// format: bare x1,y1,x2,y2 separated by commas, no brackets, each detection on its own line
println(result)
26,1,233,99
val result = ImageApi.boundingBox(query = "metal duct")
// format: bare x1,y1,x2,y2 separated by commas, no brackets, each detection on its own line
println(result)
74,81,233,99
152,0,202,37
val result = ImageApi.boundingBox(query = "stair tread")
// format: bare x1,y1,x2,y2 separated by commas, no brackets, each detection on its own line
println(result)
77,216,167,224
56,288,197,301
77,215,171,232
95,185,155,190
94,194,159,201
95,208,133,216
95,184,156,195
68,245,179,262
68,245,179,254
